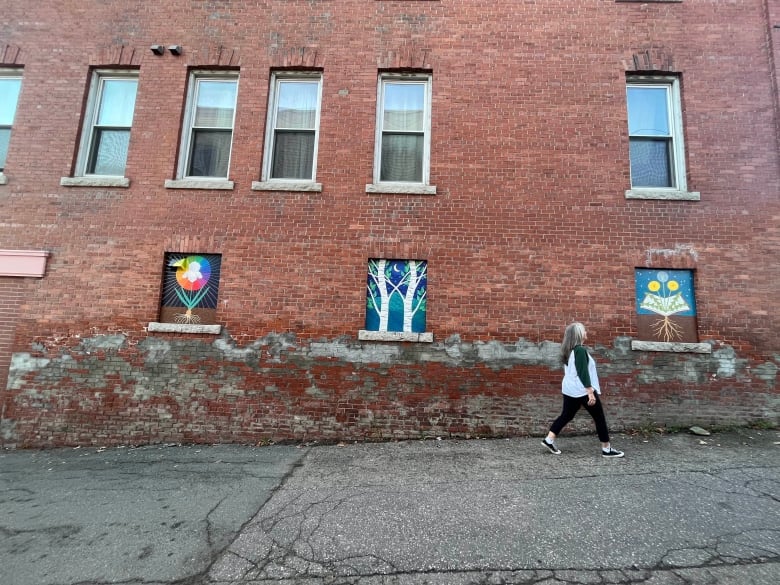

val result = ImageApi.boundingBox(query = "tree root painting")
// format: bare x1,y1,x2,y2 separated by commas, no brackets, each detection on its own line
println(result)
638,270,692,342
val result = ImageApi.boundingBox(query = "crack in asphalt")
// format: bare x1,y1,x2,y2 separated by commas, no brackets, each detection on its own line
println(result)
198,449,779,585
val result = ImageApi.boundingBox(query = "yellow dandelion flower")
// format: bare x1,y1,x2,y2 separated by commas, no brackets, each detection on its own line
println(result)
668,281,679,291
648,281,661,292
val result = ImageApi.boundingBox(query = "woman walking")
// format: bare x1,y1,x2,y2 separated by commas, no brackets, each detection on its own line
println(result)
542,322,624,458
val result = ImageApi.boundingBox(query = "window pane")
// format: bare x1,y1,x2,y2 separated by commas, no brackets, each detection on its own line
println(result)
194,80,236,128
272,130,315,179
276,81,318,129
88,129,130,175
627,86,670,136
0,128,10,169
383,83,424,132
381,133,423,182
188,129,232,177
629,137,673,188
0,78,21,125
96,79,137,127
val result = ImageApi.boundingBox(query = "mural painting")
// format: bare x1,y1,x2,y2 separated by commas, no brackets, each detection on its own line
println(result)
635,269,697,342
160,253,221,325
365,259,427,333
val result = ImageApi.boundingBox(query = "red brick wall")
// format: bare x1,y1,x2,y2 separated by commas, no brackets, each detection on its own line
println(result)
0,279,26,392
0,1,777,447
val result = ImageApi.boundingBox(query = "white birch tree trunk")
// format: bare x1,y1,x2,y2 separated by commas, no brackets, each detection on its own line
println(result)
375,259,390,331
403,260,419,332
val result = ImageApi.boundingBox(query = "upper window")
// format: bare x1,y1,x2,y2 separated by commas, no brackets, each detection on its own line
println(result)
77,72,138,177
179,73,238,179
262,72,322,183
626,77,692,197
0,72,22,173
367,74,435,194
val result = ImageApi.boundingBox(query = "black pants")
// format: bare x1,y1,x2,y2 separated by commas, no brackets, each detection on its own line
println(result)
549,394,610,443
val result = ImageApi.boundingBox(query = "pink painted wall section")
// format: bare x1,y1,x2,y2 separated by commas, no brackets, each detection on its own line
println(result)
0,250,49,278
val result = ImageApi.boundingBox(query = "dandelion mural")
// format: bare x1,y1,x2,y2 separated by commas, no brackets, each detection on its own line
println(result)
636,269,698,343
366,259,427,333
161,253,221,325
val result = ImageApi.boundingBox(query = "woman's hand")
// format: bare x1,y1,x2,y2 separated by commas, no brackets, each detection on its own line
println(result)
586,389,596,406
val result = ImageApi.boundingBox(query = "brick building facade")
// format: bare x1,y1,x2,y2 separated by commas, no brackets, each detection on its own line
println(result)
1,1,778,448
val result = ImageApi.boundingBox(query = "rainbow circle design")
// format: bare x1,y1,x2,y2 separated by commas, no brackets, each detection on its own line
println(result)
175,256,211,291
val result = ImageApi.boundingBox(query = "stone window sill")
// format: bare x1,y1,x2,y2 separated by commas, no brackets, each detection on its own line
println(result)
358,330,433,342
366,183,437,195
164,179,234,190
60,176,130,188
631,340,711,353
0,173,7,185
625,189,700,201
251,180,322,192
147,322,222,334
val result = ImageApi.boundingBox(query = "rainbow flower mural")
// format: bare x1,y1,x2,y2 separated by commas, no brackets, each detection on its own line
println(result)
161,253,221,325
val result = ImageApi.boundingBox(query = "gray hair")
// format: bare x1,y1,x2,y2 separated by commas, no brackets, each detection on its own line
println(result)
560,322,586,364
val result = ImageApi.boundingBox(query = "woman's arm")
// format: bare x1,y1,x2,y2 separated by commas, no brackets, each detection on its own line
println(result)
573,346,594,395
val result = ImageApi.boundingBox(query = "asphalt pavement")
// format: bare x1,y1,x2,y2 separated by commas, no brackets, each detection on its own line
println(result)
1,429,778,585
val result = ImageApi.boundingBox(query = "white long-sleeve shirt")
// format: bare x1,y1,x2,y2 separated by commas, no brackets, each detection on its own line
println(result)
562,345,601,398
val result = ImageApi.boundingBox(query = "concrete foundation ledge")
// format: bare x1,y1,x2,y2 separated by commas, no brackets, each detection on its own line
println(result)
358,330,434,342
631,340,712,353
147,322,222,334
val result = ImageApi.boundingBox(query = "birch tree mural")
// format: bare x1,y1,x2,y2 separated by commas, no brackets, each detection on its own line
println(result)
366,259,427,333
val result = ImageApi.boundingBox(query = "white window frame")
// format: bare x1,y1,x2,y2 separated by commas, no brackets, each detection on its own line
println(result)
253,72,323,193
70,69,138,186
0,69,23,184
366,73,436,195
625,76,699,200
166,71,238,190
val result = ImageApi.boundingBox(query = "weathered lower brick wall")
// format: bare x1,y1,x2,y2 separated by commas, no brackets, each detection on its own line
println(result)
2,332,776,448
0,278,33,394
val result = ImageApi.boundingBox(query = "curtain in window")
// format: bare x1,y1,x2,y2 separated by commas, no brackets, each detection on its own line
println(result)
189,130,232,177
381,82,424,182
629,139,673,188
89,129,130,176
272,81,318,179
188,80,236,178
273,131,315,179
97,79,137,127
381,134,423,182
